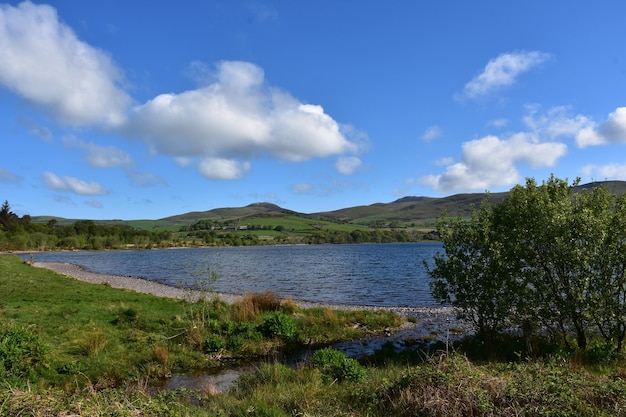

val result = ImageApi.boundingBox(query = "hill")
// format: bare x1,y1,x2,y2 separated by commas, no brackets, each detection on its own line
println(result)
31,180,626,230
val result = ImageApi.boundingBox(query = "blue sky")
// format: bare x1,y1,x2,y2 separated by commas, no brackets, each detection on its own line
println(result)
1,1,625,220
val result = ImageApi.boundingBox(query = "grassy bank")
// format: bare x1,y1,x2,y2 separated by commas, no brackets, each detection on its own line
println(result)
0,254,398,384
2,254,626,416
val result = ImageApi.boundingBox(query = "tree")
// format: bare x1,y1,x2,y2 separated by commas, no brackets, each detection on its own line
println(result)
428,175,626,352
427,199,524,343
0,200,18,231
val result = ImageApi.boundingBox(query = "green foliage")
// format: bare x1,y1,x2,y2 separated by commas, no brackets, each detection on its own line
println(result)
0,322,48,380
259,312,298,341
428,175,626,352
312,347,366,382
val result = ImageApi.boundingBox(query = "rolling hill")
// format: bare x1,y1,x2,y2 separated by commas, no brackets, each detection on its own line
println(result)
31,180,626,230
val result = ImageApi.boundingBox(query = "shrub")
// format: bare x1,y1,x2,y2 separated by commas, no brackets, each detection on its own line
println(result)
312,347,366,382
0,322,48,379
203,335,226,353
259,312,298,341
235,291,282,321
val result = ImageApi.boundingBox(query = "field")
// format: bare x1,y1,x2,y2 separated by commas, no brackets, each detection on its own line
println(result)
2,254,626,415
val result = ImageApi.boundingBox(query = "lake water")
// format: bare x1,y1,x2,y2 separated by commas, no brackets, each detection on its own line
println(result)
25,242,443,308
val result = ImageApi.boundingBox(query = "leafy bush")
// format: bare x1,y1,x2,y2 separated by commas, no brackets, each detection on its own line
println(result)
259,312,298,341
0,322,48,379
203,335,226,353
312,347,366,382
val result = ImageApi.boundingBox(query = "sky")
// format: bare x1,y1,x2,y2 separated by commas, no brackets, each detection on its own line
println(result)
1,1,626,220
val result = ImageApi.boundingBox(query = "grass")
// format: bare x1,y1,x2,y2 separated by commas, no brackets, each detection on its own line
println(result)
3,254,626,416
0,254,398,385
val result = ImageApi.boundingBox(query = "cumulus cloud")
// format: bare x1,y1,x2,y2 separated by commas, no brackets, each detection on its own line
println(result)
523,105,594,140
576,107,626,147
421,125,443,141
421,133,567,192
62,136,132,168
334,156,362,175
42,171,109,195
0,3,362,183
0,2,131,126
124,61,358,173
197,158,251,180
461,51,550,99
0,167,22,183
581,163,626,181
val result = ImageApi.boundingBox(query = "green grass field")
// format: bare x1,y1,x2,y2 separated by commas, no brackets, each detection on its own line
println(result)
3,254,626,416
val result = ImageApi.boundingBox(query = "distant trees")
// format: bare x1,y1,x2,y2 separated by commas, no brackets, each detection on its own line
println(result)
0,200,172,251
428,175,626,352
0,201,19,231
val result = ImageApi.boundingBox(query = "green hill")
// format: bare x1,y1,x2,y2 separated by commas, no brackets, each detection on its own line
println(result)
30,180,626,231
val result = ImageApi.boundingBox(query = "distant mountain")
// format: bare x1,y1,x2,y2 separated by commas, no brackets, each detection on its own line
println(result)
304,191,511,225
161,202,299,223
31,180,626,229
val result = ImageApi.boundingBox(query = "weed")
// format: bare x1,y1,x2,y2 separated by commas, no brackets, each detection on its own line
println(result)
0,322,48,380
259,312,298,342
312,347,366,383
152,344,169,365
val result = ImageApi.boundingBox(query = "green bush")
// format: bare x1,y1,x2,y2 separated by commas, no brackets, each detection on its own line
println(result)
0,322,48,379
312,347,366,382
259,312,298,341
203,335,225,353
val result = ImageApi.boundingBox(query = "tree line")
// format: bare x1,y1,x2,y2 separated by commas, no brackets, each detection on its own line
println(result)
0,201,171,251
428,175,626,352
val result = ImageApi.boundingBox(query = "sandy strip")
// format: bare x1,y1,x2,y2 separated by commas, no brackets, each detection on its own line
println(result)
32,261,454,318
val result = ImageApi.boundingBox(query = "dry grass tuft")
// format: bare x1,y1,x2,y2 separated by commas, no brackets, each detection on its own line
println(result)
234,291,282,321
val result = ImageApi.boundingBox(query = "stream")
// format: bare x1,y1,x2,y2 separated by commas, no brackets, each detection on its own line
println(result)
151,309,467,394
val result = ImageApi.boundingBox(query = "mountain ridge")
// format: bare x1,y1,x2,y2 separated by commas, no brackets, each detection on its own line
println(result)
31,180,626,228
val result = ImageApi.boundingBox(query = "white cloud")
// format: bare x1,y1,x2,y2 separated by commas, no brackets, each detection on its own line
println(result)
576,107,626,147
124,61,358,173
197,158,251,180
334,156,362,175
581,163,626,181
62,136,132,168
421,125,443,141
42,171,110,195
461,51,550,99
84,200,103,208
487,118,508,128
0,2,131,126
127,171,167,187
291,183,313,194
421,133,567,192
434,157,454,166
18,115,54,142
0,166,22,183
523,106,594,140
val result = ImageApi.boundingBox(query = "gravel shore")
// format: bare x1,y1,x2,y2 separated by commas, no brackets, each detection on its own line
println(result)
32,261,455,319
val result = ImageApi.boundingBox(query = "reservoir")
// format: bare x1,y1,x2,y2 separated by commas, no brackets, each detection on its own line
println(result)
25,242,442,308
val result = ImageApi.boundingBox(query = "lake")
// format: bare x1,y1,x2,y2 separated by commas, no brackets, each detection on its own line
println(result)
25,242,443,308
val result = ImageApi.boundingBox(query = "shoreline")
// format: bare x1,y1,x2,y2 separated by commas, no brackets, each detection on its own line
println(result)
31,261,455,319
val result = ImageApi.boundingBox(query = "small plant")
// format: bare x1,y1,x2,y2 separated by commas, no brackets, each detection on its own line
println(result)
0,322,48,379
281,297,298,314
152,344,169,365
203,335,226,353
259,312,298,341
235,291,282,321
312,347,366,382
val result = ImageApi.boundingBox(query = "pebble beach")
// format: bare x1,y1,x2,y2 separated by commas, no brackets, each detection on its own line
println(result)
32,261,455,319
